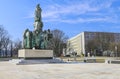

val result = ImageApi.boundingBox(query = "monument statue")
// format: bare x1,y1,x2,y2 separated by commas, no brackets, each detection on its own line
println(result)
23,4,52,49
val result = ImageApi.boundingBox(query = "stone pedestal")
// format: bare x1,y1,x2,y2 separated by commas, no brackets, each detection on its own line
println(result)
18,49,53,59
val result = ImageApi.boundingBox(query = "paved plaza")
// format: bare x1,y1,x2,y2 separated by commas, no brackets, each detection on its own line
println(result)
0,61,120,79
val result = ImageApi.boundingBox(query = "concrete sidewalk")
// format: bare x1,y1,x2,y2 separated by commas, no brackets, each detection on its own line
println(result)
0,61,120,79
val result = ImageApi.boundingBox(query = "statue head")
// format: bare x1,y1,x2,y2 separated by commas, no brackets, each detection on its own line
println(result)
48,29,50,33
25,28,29,32
36,4,40,9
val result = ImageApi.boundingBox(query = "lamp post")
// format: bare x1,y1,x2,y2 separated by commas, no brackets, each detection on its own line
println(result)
94,49,96,57
115,46,117,59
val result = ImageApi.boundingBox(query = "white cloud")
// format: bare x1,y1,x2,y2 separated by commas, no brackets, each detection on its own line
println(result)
43,16,118,24
113,26,120,29
25,0,118,23
42,0,117,23
42,2,99,19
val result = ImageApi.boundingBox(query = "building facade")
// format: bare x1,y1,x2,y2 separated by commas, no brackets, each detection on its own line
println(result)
67,31,120,56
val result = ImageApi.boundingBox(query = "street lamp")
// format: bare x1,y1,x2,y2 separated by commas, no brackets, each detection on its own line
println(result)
115,46,117,59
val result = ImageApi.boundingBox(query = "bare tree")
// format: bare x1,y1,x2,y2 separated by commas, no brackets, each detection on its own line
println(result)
10,40,13,57
49,29,68,56
0,25,9,57
12,39,22,57
109,42,120,57
3,36,10,57
86,32,115,56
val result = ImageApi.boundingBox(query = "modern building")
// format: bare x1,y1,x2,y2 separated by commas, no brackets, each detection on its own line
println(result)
67,31,120,56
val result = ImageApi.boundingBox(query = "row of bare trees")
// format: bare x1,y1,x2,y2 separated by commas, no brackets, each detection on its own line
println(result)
0,25,22,57
86,32,120,56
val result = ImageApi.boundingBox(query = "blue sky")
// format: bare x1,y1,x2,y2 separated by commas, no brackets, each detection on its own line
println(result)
0,0,120,40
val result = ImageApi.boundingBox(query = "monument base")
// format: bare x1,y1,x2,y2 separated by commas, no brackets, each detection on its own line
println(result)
18,49,53,59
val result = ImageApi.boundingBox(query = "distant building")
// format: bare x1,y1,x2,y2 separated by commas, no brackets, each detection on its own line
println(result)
67,31,120,56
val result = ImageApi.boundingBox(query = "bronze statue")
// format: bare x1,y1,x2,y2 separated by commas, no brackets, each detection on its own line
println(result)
23,4,52,49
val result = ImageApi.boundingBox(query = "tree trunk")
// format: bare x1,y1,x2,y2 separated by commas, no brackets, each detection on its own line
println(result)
5,48,7,57
10,42,13,57
10,48,13,57
0,49,1,57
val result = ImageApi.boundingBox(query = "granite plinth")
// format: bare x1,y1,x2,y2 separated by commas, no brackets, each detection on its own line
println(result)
18,49,53,59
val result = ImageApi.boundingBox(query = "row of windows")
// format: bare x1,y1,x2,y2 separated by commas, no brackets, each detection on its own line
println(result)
85,33,120,42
